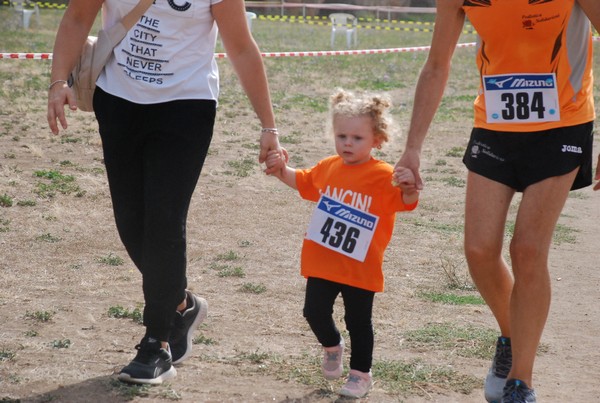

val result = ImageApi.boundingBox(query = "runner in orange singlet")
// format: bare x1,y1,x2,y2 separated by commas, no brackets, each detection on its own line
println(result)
394,1,600,402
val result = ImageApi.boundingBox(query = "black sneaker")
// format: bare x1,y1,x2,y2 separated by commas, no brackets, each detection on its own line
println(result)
170,291,208,364
501,379,537,403
118,336,177,385
485,336,512,403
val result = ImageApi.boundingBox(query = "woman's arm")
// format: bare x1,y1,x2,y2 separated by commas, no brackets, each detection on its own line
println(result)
212,0,283,174
47,0,103,134
394,0,465,190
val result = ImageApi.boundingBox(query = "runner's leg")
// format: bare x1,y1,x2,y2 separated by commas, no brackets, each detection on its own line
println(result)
464,171,515,337
508,168,578,386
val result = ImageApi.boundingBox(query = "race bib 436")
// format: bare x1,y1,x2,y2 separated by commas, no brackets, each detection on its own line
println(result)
306,195,379,262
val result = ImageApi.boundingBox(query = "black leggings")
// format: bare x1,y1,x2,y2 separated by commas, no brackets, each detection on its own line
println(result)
303,277,375,373
94,88,216,341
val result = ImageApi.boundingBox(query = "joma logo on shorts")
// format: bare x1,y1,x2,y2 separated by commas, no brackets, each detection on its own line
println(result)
561,145,582,154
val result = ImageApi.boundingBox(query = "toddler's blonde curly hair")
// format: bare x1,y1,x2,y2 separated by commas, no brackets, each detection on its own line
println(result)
329,88,393,144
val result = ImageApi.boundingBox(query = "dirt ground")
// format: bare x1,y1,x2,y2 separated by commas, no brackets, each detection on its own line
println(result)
1,52,599,402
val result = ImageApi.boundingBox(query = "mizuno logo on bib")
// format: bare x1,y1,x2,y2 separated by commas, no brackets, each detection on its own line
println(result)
306,195,379,262
483,73,560,123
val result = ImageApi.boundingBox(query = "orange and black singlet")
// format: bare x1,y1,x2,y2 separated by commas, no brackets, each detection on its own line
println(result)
463,0,595,131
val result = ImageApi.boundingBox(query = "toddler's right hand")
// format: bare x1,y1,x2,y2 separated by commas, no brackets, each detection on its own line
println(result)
265,149,288,175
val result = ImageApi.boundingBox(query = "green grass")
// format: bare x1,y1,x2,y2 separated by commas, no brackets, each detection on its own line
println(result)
97,253,125,266
33,169,83,198
403,323,498,360
285,94,328,112
0,219,9,232
552,223,579,245
202,348,481,397
35,232,61,243
50,339,71,349
211,251,246,277
0,349,16,362
568,191,588,200
109,379,151,400
107,305,143,324
236,350,271,365
440,176,466,188
193,334,216,346
0,7,99,52
505,221,579,245
278,131,303,144
0,194,13,207
239,282,267,294
419,291,485,305
445,146,465,158
373,359,480,395
225,156,257,177
217,266,246,278
59,136,82,144
407,217,464,234
16,199,36,206
215,250,240,261
24,310,54,322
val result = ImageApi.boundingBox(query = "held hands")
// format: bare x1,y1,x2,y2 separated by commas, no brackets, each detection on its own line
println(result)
392,165,419,205
47,80,77,135
394,148,423,191
392,166,418,193
258,129,287,175
265,148,289,178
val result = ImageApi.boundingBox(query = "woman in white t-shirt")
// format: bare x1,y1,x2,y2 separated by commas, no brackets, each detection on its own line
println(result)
47,0,284,385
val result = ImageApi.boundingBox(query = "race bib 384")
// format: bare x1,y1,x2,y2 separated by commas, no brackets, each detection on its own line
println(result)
483,73,560,124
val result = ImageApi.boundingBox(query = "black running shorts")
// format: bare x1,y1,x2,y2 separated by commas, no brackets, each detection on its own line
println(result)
462,122,593,192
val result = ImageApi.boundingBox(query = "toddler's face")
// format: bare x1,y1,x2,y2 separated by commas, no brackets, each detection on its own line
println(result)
333,115,380,165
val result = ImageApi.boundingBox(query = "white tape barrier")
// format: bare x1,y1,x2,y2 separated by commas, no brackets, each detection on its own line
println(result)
1,42,473,60
2,37,600,60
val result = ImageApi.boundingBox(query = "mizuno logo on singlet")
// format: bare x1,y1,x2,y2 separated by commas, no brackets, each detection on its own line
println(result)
484,74,556,91
489,77,513,88
510,78,555,88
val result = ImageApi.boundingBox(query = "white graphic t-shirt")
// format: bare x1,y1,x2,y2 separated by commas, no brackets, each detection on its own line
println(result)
97,0,223,104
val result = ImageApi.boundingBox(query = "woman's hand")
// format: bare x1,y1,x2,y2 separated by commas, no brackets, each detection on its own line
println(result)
259,130,287,175
47,80,77,135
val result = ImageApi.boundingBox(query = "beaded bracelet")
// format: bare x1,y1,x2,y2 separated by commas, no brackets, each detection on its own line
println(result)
261,128,279,134
48,80,69,90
